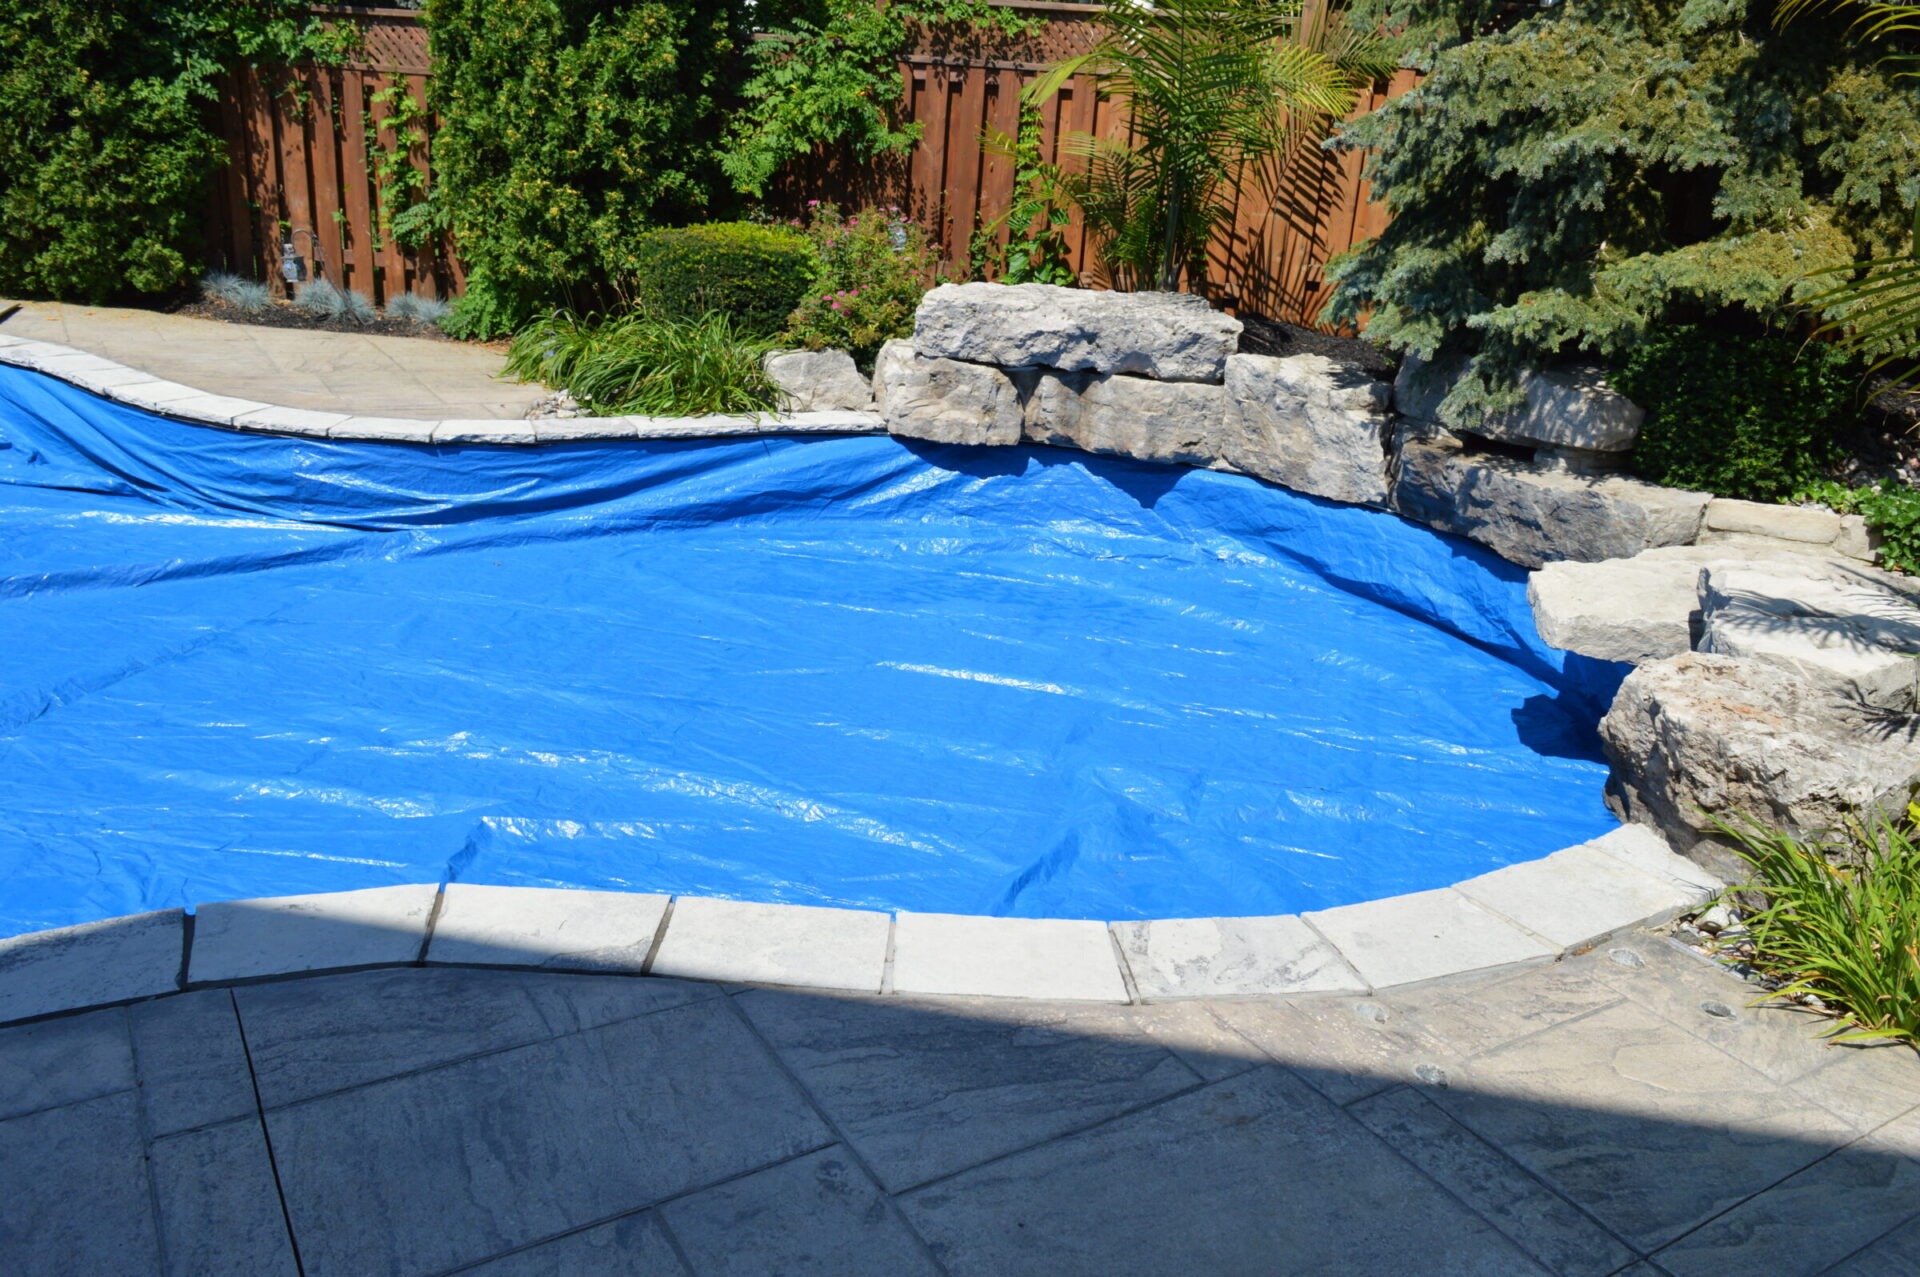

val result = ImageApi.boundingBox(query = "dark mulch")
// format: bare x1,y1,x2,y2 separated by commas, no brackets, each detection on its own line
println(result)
1832,383,1920,484
1236,311,1398,379
174,297,448,342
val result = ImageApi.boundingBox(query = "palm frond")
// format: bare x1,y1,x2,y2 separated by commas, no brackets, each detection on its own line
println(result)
1026,0,1369,293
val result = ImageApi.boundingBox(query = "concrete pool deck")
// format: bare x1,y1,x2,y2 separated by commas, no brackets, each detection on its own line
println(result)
1,933,1916,1274
0,298,547,420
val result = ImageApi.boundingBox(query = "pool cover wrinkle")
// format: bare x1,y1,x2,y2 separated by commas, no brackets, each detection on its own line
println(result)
0,366,1621,936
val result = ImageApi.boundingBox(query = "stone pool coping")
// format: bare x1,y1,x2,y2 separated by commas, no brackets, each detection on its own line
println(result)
0,827,1722,1026
0,330,1726,1020
0,334,885,441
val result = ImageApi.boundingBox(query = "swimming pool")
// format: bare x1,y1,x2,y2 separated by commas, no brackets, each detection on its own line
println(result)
0,365,1623,937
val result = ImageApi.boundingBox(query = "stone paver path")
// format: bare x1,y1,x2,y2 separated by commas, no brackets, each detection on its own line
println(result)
0,299,543,420
2,933,1915,1275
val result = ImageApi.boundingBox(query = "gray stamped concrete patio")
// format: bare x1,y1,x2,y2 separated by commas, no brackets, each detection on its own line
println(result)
3,933,1917,1276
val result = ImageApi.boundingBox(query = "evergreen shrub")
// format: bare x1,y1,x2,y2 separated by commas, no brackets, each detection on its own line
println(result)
1616,325,1851,502
628,222,817,337
0,2,345,302
1326,0,1920,429
426,0,749,340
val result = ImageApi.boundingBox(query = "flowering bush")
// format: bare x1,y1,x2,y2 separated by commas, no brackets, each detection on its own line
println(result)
782,202,945,369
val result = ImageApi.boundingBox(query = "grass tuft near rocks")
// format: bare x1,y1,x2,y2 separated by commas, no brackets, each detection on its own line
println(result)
1715,812,1920,1047
504,310,779,417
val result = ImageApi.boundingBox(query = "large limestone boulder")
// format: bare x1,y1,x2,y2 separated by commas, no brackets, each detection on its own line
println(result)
913,282,1242,383
1527,545,1841,666
765,348,874,412
1697,562,1920,709
1022,370,1232,468
1395,354,1644,453
871,338,914,406
1220,353,1391,507
875,345,1023,446
1601,652,1920,867
1393,431,1710,568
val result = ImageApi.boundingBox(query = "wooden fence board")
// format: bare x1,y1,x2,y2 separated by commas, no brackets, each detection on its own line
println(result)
209,4,1413,325
308,69,350,294
339,68,376,297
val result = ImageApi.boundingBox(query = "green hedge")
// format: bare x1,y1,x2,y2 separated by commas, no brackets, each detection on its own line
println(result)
628,222,817,336
1617,325,1852,502
0,2,341,302
426,0,750,339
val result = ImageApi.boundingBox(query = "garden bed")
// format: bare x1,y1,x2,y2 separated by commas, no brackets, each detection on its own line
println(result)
174,295,450,341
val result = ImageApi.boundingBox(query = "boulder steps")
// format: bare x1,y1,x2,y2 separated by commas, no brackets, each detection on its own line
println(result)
1393,431,1710,568
1601,652,1920,870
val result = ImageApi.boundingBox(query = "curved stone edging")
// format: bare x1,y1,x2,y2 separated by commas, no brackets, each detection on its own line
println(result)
0,334,885,443
0,826,1721,1027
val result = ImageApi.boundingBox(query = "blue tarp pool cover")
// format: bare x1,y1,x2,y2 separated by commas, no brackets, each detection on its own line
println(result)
0,365,1626,937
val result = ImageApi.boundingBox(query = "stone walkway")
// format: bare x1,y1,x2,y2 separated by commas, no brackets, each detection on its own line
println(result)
2,933,1915,1275
0,299,544,420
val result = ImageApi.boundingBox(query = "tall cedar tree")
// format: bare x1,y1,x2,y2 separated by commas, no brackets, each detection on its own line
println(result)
425,0,749,339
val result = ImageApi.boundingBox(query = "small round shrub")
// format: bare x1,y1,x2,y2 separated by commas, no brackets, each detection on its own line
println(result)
199,272,271,314
293,279,376,324
627,222,818,337
385,293,452,327
1617,324,1853,501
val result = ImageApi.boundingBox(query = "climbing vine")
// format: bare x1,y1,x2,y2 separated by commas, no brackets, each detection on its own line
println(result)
364,82,435,250
722,0,1040,198
970,101,1076,285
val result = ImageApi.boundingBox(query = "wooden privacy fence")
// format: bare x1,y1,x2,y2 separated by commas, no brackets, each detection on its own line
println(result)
211,6,458,304
207,3,1412,326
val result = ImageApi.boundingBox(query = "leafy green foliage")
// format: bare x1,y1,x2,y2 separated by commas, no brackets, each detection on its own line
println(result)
1030,0,1387,293
1326,0,1920,427
504,311,779,417
0,1,348,302
628,222,818,337
1616,326,1851,501
722,0,1037,198
365,82,433,253
1796,478,1920,573
782,204,944,368
426,0,749,339
971,104,1076,287
1716,812,1920,1046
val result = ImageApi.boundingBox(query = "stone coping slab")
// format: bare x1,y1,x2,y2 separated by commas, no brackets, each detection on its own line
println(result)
0,830,1723,1026
0,337,885,444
